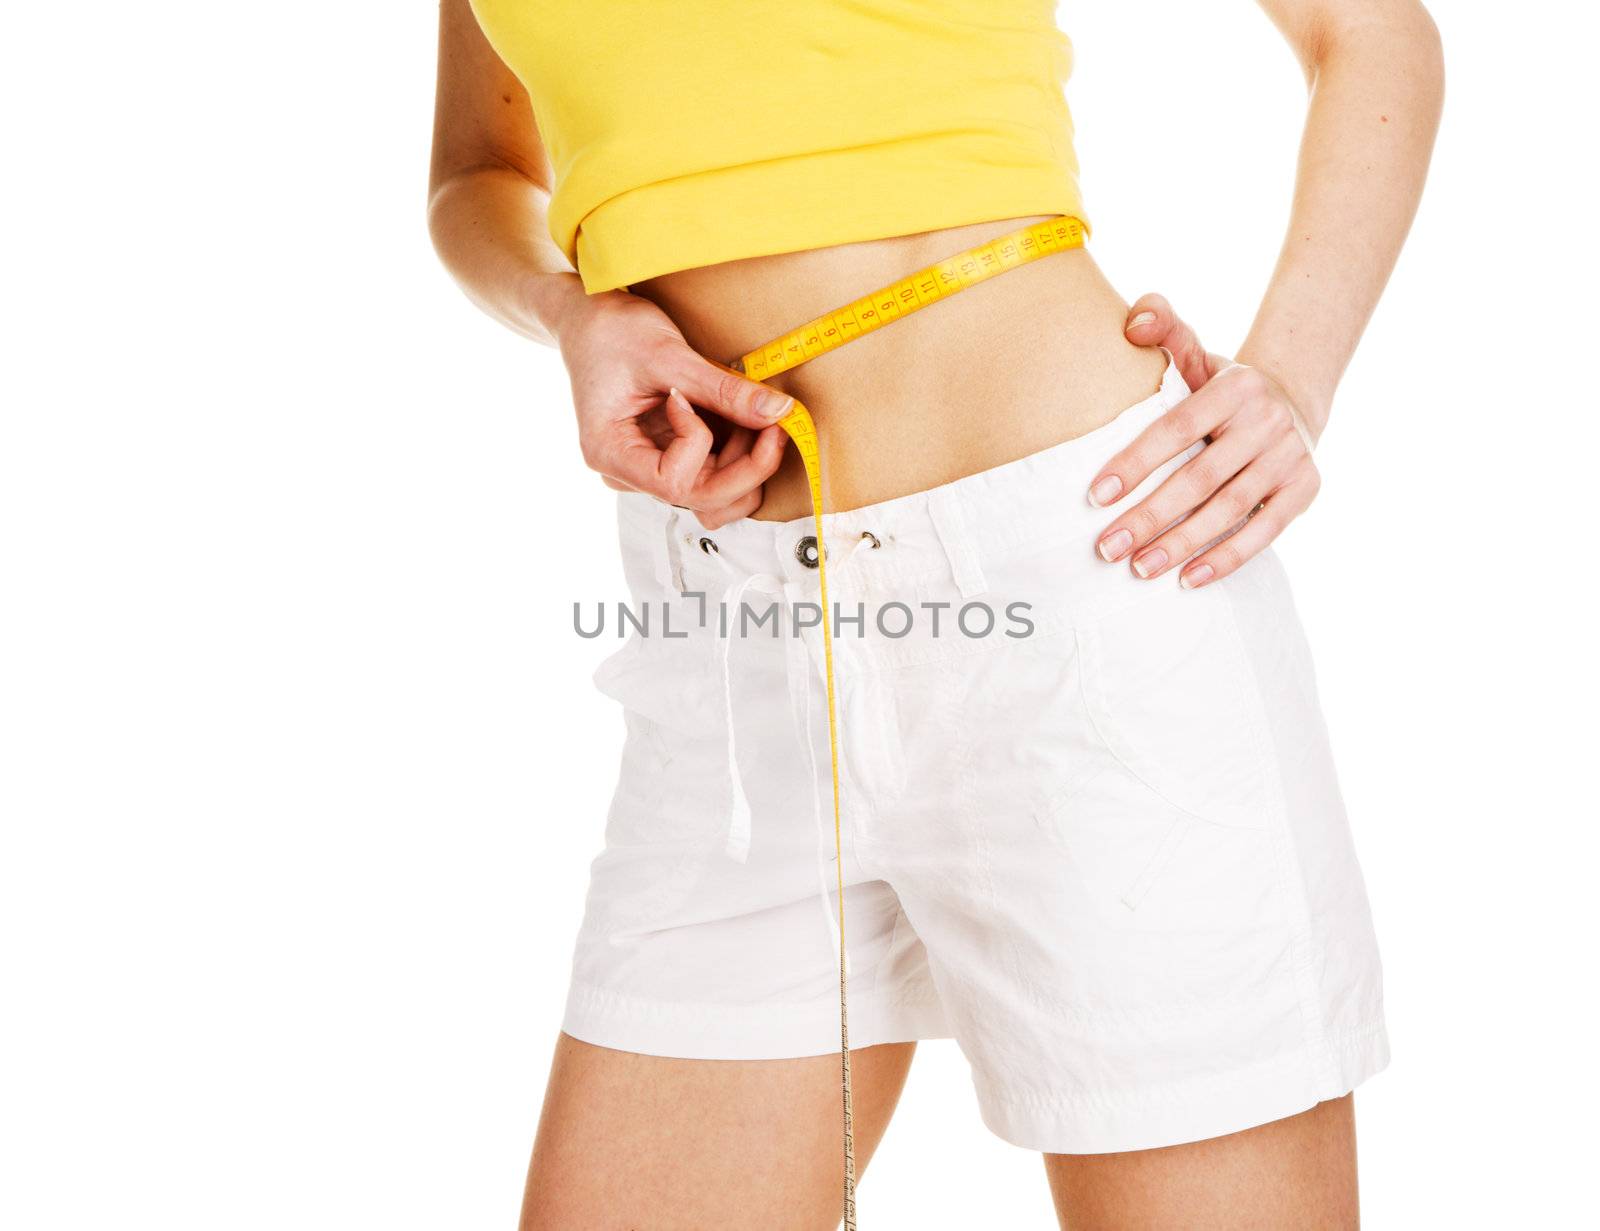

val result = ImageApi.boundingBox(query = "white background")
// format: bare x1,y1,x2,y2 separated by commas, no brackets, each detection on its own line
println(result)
3,2,1596,1227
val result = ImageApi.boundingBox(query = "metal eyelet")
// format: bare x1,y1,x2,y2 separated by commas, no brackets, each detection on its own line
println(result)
795,535,820,569
699,536,719,554
860,531,881,550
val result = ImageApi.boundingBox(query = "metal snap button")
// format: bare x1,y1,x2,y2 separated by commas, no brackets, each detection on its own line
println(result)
795,535,820,569
699,536,719,554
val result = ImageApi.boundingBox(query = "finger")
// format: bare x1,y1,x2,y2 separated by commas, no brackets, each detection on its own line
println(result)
657,386,718,492
687,422,787,510
598,473,640,493
714,424,757,470
694,486,766,531
1125,445,1292,579
601,389,715,504
667,353,796,431
1085,370,1255,511
1087,363,1285,509
1122,293,1216,388
1093,411,1275,564
1177,467,1319,590
634,403,675,451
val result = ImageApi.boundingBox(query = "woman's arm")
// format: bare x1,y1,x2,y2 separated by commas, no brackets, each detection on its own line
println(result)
1241,0,1445,433
427,0,790,527
427,0,582,346
1087,0,1444,589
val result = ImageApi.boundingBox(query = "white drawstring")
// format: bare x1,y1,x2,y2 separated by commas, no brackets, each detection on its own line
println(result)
715,565,783,862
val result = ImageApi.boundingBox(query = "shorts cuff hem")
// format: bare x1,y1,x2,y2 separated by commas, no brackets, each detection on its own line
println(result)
561,978,954,1061
974,1022,1390,1155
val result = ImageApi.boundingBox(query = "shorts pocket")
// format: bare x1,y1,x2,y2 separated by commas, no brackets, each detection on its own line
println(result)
591,633,731,850
1072,581,1279,833
591,632,722,741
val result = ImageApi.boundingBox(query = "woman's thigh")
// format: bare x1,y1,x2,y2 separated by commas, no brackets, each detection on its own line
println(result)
518,1034,917,1231
1043,1094,1358,1231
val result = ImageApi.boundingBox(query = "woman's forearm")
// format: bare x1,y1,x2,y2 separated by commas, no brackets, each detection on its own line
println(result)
1237,1,1445,437
427,166,588,348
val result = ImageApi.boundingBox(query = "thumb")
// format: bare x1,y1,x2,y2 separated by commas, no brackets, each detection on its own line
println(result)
1200,350,1233,383
1124,292,1213,392
668,354,795,430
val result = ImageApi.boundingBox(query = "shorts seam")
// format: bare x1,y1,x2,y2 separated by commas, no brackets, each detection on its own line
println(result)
562,977,953,1060
975,1019,1385,1112
1218,573,1345,1095
567,977,946,1017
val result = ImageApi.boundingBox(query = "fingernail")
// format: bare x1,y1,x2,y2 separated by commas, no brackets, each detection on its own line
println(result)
1132,548,1167,579
1087,475,1122,507
1128,311,1156,330
1180,563,1214,590
1097,528,1133,562
762,393,795,421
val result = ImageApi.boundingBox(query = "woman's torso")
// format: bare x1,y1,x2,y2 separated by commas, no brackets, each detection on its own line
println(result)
630,215,1167,522
466,0,1164,516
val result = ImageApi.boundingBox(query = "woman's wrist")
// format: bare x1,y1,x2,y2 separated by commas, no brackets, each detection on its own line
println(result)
521,270,592,345
1233,345,1334,447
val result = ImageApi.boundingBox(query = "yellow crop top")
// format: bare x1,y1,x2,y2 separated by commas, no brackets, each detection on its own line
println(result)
467,0,1089,295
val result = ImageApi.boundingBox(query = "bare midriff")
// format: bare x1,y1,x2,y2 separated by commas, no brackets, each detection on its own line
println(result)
630,214,1168,523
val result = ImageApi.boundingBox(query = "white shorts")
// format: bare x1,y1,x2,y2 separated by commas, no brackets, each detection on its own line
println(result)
563,359,1389,1154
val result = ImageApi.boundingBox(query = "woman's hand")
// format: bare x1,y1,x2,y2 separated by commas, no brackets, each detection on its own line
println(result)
1089,294,1323,590
555,289,795,529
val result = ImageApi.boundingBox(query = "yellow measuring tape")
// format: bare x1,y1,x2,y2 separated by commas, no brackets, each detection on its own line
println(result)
722,215,1084,1230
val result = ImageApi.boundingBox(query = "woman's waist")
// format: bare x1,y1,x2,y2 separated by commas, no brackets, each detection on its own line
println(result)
619,353,1196,633
632,215,1167,521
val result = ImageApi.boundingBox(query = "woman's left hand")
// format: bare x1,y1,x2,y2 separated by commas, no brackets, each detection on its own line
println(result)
1088,294,1323,590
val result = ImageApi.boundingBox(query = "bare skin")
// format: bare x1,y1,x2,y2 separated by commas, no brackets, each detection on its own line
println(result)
428,0,1442,1224
519,1037,917,1231
1045,1094,1359,1231
625,221,1166,522
431,0,1442,567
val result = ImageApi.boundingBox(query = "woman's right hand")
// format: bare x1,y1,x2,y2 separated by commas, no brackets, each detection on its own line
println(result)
554,288,795,529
